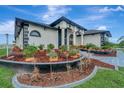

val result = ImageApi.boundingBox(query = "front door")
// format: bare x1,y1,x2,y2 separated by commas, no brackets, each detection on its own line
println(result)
69,34,73,45
64,29,67,45
58,29,62,47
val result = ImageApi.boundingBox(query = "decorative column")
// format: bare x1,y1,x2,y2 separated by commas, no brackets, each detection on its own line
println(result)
67,32,69,50
73,31,76,45
81,31,84,45
61,28,65,45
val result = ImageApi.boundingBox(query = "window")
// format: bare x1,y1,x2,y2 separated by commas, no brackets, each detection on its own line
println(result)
30,30,41,37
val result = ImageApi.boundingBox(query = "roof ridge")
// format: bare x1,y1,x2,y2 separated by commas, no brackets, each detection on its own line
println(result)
15,17,57,29
49,16,87,30
87,29,109,32
16,17,49,26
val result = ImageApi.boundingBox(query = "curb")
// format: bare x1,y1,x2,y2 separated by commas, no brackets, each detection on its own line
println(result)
12,66,98,88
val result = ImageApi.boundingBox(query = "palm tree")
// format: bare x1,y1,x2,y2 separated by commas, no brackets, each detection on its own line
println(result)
117,36,124,43
117,36,124,48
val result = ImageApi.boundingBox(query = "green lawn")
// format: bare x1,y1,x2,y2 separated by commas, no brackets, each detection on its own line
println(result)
1,47,123,88
75,68,124,88
0,48,7,57
0,66,15,88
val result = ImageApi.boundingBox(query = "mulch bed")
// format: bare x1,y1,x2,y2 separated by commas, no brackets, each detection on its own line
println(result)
17,63,95,87
1,50,80,63
88,58,115,69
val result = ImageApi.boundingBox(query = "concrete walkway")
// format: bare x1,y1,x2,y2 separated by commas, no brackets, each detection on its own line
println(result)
81,50,124,67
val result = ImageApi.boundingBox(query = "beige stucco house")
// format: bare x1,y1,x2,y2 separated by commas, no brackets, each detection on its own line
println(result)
15,16,112,49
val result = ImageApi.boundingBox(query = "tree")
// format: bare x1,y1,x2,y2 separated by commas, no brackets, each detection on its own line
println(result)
117,36,124,48
117,36,124,43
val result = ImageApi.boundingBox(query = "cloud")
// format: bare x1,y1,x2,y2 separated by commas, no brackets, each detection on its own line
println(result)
3,6,39,17
42,5,71,23
0,20,14,34
87,15,106,21
99,6,124,13
97,25,107,30
74,14,107,26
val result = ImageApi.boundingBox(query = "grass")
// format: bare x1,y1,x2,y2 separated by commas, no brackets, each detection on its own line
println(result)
0,66,124,88
0,66,15,88
0,48,124,88
75,68,124,88
0,48,8,57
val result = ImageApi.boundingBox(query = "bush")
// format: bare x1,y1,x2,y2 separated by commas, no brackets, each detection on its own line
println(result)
101,46,110,49
23,45,38,57
69,49,79,56
47,44,55,53
48,51,58,58
38,44,44,50
69,45,78,49
47,44,55,50
59,45,68,52
101,41,119,49
85,43,98,49
119,41,124,48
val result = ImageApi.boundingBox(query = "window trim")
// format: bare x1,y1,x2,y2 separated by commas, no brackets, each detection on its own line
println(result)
30,30,41,37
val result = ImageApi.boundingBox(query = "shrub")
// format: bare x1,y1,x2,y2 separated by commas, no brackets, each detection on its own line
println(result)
47,44,55,50
47,48,51,53
69,49,79,56
85,43,98,49
101,46,110,49
48,51,58,58
59,45,68,52
102,41,117,49
47,44,55,53
23,45,38,57
38,44,44,50
69,45,78,49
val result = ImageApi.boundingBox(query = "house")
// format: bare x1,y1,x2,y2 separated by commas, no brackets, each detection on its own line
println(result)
15,16,112,49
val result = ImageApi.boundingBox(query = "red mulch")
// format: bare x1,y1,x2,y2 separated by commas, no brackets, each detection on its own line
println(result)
1,49,80,62
89,58,115,69
17,63,95,87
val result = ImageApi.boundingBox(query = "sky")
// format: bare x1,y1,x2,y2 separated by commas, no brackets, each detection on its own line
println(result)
0,5,124,44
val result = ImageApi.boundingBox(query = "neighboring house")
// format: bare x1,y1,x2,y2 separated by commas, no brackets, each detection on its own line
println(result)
15,16,112,49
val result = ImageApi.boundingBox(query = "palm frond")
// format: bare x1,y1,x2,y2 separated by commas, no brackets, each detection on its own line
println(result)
117,36,124,42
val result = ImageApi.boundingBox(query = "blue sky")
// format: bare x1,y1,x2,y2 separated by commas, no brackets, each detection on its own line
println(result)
0,5,124,44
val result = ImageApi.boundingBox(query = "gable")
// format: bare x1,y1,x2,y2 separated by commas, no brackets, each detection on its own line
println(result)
50,16,87,31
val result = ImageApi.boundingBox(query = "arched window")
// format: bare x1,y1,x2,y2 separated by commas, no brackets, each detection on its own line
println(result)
30,30,41,37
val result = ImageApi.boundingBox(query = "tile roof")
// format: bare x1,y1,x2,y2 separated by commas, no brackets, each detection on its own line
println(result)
15,18,58,30
84,30,112,37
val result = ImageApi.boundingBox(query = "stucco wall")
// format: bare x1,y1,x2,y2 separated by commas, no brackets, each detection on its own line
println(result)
76,36,81,45
16,28,23,49
28,24,58,48
54,20,84,46
55,21,80,31
84,34,101,47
